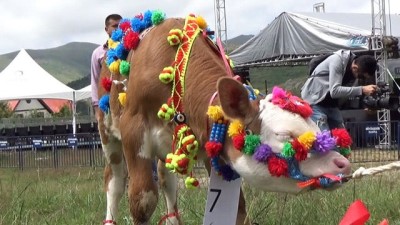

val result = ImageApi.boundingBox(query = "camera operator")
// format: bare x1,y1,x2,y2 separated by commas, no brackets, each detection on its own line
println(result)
301,49,378,131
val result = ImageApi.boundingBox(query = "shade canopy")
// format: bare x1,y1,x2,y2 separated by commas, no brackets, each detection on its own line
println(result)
230,12,400,67
0,49,75,101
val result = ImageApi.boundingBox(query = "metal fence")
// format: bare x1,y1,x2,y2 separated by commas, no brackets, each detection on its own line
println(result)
1,121,400,169
0,133,104,169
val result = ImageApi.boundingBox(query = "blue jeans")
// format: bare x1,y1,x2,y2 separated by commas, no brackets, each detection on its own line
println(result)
311,105,345,131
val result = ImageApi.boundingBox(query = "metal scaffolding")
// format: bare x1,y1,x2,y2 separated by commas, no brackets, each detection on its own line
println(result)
371,0,391,148
214,0,228,50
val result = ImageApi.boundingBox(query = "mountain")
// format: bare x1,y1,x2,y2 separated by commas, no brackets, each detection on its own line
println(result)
226,34,254,53
0,42,98,87
0,35,254,89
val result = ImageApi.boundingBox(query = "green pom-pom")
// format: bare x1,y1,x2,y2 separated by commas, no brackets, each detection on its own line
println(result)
119,60,130,77
281,142,295,158
339,147,351,157
151,10,165,25
243,134,260,155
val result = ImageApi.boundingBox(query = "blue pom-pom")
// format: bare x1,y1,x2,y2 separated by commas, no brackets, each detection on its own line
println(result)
114,43,127,59
111,28,123,41
143,10,153,28
131,17,144,33
106,49,118,66
99,95,110,113
220,165,240,181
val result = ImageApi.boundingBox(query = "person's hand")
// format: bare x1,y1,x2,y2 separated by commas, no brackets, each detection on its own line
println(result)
94,105,100,122
362,85,377,96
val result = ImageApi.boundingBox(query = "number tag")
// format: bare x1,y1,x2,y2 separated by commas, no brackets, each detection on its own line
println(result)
203,168,242,225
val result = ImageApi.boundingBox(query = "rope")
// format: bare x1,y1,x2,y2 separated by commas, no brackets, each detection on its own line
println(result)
350,161,400,179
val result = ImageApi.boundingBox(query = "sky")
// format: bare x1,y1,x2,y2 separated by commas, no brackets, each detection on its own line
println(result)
0,0,399,55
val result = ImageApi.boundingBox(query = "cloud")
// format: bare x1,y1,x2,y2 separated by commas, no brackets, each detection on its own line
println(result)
0,0,398,54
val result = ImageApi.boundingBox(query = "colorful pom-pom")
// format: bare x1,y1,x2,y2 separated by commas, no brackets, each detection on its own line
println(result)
185,177,199,189
151,10,165,25
281,142,295,158
131,17,144,33
111,28,123,42
167,29,184,46
101,77,112,92
253,144,272,162
243,134,260,155
123,30,140,50
232,134,245,150
143,10,153,28
196,15,207,29
109,60,121,74
98,95,110,113
292,139,308,161
108,38,119,49
298,131,316,150
157,103,175,121
207,106,224,121
267,156,288,177
228,120,244,137
220,165,240,181
159,66,174,84
119,60,130,77
119,20,132,32
331,128,352,148
205,141,223,158
313,130,336,153
339,147,351,158
118,93,126,107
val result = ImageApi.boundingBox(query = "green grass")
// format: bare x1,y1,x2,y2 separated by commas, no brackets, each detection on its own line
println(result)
1,166,400,225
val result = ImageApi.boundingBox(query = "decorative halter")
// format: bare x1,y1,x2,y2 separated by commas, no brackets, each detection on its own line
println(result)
98,10,166,113
157,14,210,189
206,86,352,189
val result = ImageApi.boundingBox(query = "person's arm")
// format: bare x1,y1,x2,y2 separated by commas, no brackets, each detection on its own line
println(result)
90,48,101,121
328,55,374,98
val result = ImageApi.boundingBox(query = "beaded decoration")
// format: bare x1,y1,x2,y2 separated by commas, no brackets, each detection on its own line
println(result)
158,14,209,189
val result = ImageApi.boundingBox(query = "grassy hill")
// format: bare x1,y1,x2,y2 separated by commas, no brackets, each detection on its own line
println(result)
0,36,308,94
248,66,308,96
0,42,98,86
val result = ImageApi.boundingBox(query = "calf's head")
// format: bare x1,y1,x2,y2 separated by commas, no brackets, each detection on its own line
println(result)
217,78,352,194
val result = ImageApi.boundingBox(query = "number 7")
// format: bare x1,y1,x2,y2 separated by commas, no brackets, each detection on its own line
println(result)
209,188,221,212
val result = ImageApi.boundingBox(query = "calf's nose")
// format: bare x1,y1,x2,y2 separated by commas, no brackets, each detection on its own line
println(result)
333,157,351,175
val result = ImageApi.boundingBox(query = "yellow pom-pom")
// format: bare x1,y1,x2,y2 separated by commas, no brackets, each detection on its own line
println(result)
118,93,126,107
207,106,224,121
109,60,121,74
298,131,316,150
196,16,207,29
254,89,260,95
167,29,183,46
185,177,199,189
159,66,174,84
157,103,175,121
228,120,244,137
107,39,119,49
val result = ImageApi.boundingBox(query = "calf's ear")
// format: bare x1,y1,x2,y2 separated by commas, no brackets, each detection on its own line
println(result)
217,77,256,122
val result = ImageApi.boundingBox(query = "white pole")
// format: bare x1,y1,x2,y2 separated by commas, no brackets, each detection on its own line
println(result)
72,91,77,135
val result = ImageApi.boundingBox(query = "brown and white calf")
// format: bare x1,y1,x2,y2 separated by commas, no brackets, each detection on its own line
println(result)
114,17,352,225
97,58,128,225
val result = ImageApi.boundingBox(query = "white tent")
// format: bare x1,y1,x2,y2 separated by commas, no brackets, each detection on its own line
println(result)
0,49,80,134
0,49,76,101
75,85,91,101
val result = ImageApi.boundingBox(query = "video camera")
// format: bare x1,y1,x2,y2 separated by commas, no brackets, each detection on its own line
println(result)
343,81,400,111
361,81,399,111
